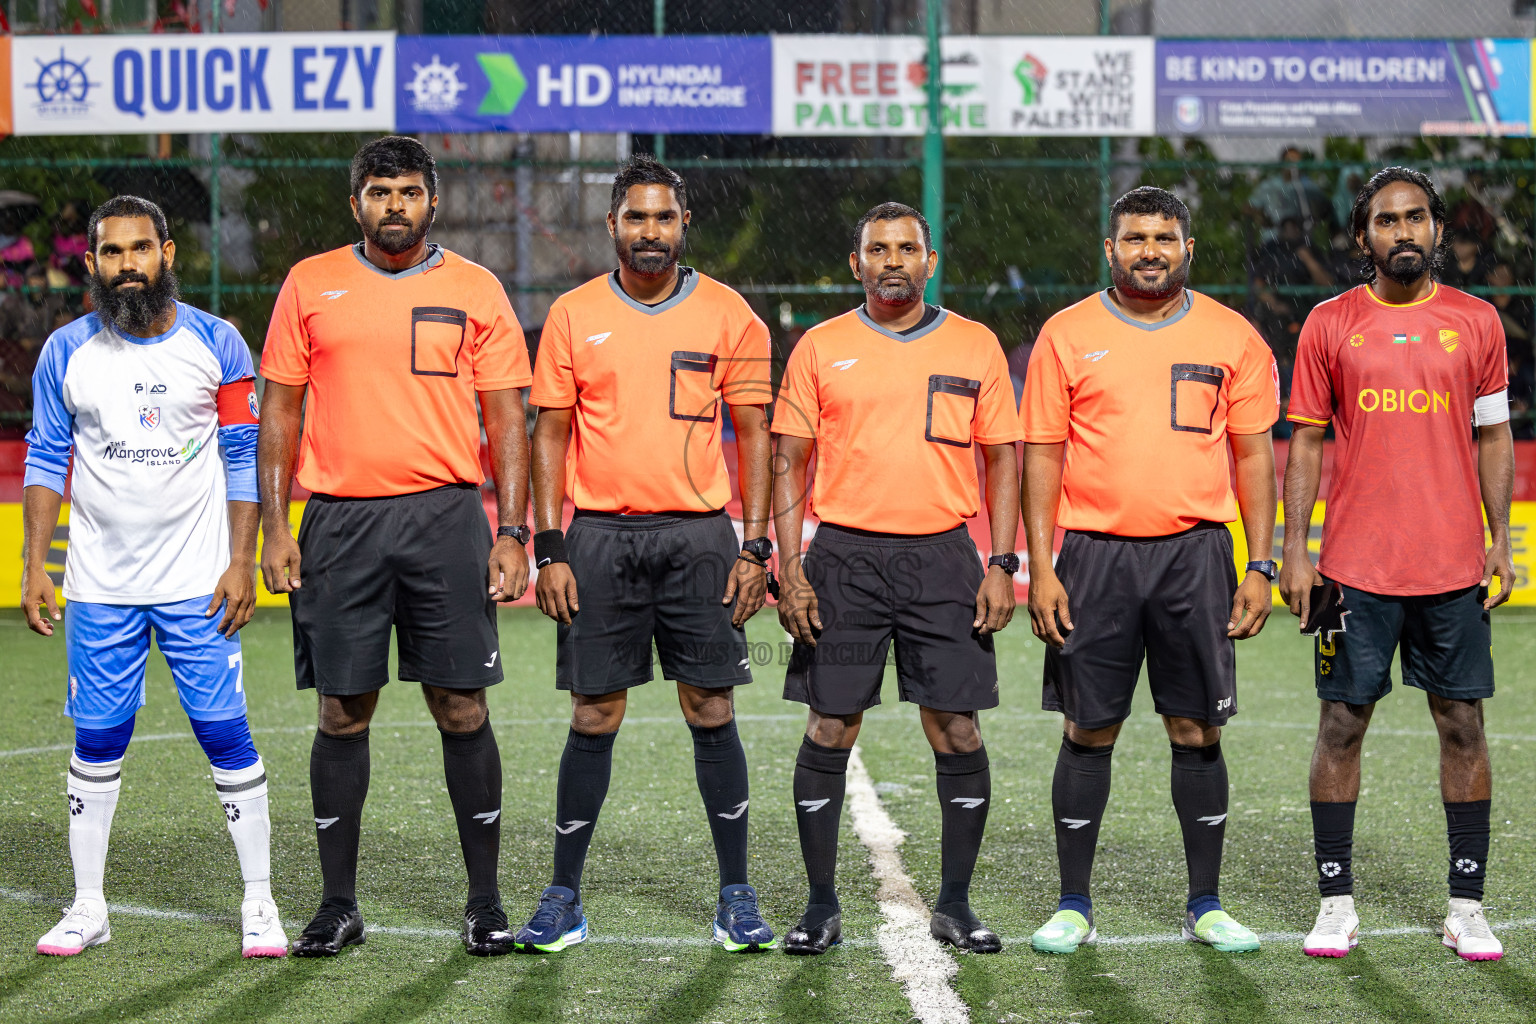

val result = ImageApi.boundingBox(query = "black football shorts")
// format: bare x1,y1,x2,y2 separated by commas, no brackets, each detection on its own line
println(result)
1042,521,1238,729
783,523,999,715
290,484,502,695
1314,581,1494,705
555,509,751,695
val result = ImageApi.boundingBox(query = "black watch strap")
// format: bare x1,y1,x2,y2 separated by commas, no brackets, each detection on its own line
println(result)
988,553,1021,575
497,524,531,545
741,537,773,563
1246,559,1278,582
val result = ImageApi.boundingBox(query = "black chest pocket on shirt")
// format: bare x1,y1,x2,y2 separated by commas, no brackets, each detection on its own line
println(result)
411,306,468,377
670,350,719,422
1170,363,1224,434
926,374,981,448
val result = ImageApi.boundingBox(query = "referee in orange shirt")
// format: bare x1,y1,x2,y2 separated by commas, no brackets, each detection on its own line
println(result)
1021,187,1278,955
514,156,776,954
258,137,533,957
773,202,1023,955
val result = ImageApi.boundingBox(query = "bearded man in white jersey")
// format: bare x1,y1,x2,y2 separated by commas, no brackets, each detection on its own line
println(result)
21,195,285,958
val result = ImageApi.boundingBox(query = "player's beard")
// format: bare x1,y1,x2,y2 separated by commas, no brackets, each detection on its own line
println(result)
90,260,179,337
618,235,682,277
1372,241,1431,286
1110,255,1190,301
365,208,433,255
860,262,928,305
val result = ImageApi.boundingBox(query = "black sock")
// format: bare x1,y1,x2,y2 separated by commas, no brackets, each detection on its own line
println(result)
550,728,616,899
440,719,502,904
934,746,990,916
1446,799,1491,900
689,720,751,888
1311,800,1356,896
793,737,851,925
310,729,370,907
1052,736,1113,911
1171,741,1228,914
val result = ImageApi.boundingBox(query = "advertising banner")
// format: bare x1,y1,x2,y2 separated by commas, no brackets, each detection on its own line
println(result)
395,35,771,134
1157,38,1531,136
772,34,1154,137
8,32,394,135
0,36,11,138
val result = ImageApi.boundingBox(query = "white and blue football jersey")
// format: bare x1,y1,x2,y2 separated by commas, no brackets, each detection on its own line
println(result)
24,303,259,605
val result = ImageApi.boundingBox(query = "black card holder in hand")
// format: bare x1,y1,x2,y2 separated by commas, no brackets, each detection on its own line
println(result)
1302,580,1347,637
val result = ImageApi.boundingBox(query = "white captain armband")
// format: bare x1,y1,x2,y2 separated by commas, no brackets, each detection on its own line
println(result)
1473,390,1510,427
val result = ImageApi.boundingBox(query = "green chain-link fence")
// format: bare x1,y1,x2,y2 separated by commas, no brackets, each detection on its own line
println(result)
3,129,1536,433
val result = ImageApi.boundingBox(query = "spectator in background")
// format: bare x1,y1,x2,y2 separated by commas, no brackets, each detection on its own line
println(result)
1250,147,1333,243
1486,263,1532,352
1331,166,1368,234
1441,231,1492,291
0,230,37,289
0,264,60,418
1449,169,1498,245
1509,345,1535,441
48,200,91,288
1252,217,1335,369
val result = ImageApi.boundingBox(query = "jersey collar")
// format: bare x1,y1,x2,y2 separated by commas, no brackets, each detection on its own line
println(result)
1098,288,1193,332
856,303,948,342
1362,281,1439,309
608,266,699,315
351,242,444,280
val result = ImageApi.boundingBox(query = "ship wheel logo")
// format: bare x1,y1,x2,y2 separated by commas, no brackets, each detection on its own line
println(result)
31,48,98,108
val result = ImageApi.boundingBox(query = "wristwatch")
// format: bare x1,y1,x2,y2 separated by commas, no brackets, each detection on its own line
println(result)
1246,559,1278,582
987,553,1021,575
497,524,532,545
740,537,773,563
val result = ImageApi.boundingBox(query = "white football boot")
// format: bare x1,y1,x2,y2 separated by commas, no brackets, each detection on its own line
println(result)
241,897,289,958
37,899,110,956
1443,898,1503,961
1302,895,1359,957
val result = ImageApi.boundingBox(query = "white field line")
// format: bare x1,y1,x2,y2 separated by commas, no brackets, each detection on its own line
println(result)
845,747,970,1024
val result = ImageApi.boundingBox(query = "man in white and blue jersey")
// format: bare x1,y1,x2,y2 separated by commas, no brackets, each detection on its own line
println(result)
21,196,286,959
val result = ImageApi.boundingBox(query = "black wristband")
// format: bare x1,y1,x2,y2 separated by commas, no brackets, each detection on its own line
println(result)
533,530,568,567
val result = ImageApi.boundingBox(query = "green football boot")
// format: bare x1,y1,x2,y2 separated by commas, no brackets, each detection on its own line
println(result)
1030,909,1095,954
1182,909,1260,952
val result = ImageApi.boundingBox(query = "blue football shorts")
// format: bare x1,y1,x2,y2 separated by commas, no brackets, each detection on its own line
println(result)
64,595,247,729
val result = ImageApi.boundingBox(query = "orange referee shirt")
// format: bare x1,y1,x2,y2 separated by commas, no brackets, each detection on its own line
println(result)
260,244,531,498
1020,289,1278,537
773,306,1023,535
530,268,772,514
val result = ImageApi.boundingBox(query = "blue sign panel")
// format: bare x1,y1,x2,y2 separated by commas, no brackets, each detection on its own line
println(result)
396,35,772,134
1156,38,1531,136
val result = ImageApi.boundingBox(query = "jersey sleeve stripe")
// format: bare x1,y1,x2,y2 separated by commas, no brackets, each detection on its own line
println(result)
1287,413,1330,425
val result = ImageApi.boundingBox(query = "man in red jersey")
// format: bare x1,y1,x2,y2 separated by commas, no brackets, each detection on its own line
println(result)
1281,166,1515,962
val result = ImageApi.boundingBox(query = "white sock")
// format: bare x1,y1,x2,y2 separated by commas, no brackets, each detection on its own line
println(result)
67,754,122,906
212,758,273,903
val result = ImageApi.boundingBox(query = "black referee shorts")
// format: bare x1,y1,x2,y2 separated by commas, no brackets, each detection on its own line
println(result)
289,484,502,695
1042,521,1237,730
556,509,751,696
783,523,998,716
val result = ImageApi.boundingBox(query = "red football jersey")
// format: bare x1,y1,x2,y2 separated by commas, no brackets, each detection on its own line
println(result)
1288,284,1507,595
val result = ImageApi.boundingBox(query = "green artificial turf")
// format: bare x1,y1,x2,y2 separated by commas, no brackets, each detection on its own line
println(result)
1,605,1533,1023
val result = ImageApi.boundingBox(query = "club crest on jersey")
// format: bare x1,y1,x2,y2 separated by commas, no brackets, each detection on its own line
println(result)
138,406,160,430
1439,328,1459,353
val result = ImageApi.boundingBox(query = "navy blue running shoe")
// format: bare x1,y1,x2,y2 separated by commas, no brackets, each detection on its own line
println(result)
713,884,776,952
514,886,587,954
